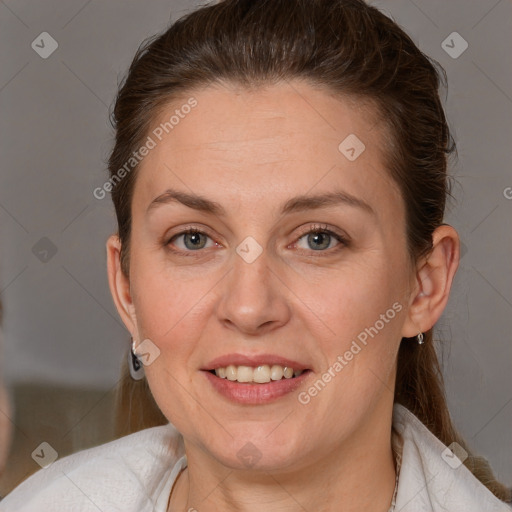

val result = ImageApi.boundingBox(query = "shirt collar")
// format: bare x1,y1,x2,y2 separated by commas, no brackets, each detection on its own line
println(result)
391,403,510,511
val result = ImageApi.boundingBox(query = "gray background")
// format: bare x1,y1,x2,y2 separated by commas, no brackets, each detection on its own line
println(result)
0,0,511,484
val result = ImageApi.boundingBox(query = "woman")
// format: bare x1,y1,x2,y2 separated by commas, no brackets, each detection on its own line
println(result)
2,0,510,510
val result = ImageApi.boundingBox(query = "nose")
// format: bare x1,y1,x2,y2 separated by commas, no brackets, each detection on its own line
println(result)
215,243,292,336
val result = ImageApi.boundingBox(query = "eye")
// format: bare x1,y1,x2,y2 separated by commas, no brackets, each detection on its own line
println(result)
294,224,348,253
167,228,217,253
165,224,348,257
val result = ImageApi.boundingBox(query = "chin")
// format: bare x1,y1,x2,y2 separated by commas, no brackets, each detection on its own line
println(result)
204,431,306,472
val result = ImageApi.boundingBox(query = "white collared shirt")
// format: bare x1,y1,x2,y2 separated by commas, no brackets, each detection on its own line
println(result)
1,403,510,511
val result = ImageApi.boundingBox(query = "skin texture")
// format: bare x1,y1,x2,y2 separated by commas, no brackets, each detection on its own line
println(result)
107,80,460,512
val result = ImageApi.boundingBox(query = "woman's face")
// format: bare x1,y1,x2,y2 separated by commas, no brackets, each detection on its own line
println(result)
115,80,419,470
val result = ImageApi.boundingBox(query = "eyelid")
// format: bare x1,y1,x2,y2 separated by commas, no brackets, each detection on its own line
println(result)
165,224,217,244
294,223,349,242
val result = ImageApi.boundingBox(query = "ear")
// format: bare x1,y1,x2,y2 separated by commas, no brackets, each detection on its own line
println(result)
106,234,138,337
401,224,460,338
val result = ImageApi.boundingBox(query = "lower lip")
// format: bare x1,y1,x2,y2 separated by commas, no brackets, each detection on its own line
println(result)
203,370,311,405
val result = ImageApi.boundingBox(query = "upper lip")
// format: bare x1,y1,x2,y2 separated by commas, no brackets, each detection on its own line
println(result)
203,353,310,372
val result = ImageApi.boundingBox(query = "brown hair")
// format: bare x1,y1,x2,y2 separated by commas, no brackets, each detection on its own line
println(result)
109,0,511,501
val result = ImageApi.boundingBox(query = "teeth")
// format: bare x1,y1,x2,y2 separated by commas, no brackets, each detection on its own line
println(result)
283,366,294,379
226,365,237,381
270,365,283,381
236,365,253,383
253,365,271,383
213,364,305,383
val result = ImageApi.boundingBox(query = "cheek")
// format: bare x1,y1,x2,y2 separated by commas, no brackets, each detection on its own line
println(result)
129,242,213,337
297,257,404,404
296,257,401,344
128,263,211,427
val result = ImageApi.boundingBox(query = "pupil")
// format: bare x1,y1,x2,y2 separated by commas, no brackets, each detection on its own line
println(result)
309,232,329,250
185,232,205,250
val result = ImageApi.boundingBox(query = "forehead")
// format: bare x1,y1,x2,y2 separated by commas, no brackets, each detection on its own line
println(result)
133,80,402,219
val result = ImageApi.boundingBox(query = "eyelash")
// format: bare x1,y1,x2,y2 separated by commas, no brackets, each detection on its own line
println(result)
165,223,349,258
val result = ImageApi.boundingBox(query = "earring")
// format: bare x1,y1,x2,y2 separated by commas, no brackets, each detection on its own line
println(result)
129,338,145,381
417,332,424,345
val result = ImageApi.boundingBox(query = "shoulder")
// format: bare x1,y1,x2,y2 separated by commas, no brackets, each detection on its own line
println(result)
0,423,185,512
392,403,512,512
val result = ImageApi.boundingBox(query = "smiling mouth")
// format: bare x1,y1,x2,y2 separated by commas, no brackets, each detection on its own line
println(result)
207,364,311,384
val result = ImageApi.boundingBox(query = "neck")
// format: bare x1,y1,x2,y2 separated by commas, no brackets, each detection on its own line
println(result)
169,407,397,512
169,383,401,512
177,450,395,512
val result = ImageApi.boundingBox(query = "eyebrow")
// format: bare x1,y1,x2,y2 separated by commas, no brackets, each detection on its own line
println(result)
146,188,375,217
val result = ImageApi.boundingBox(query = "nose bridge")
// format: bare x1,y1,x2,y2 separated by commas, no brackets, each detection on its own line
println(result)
216,234,290,334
